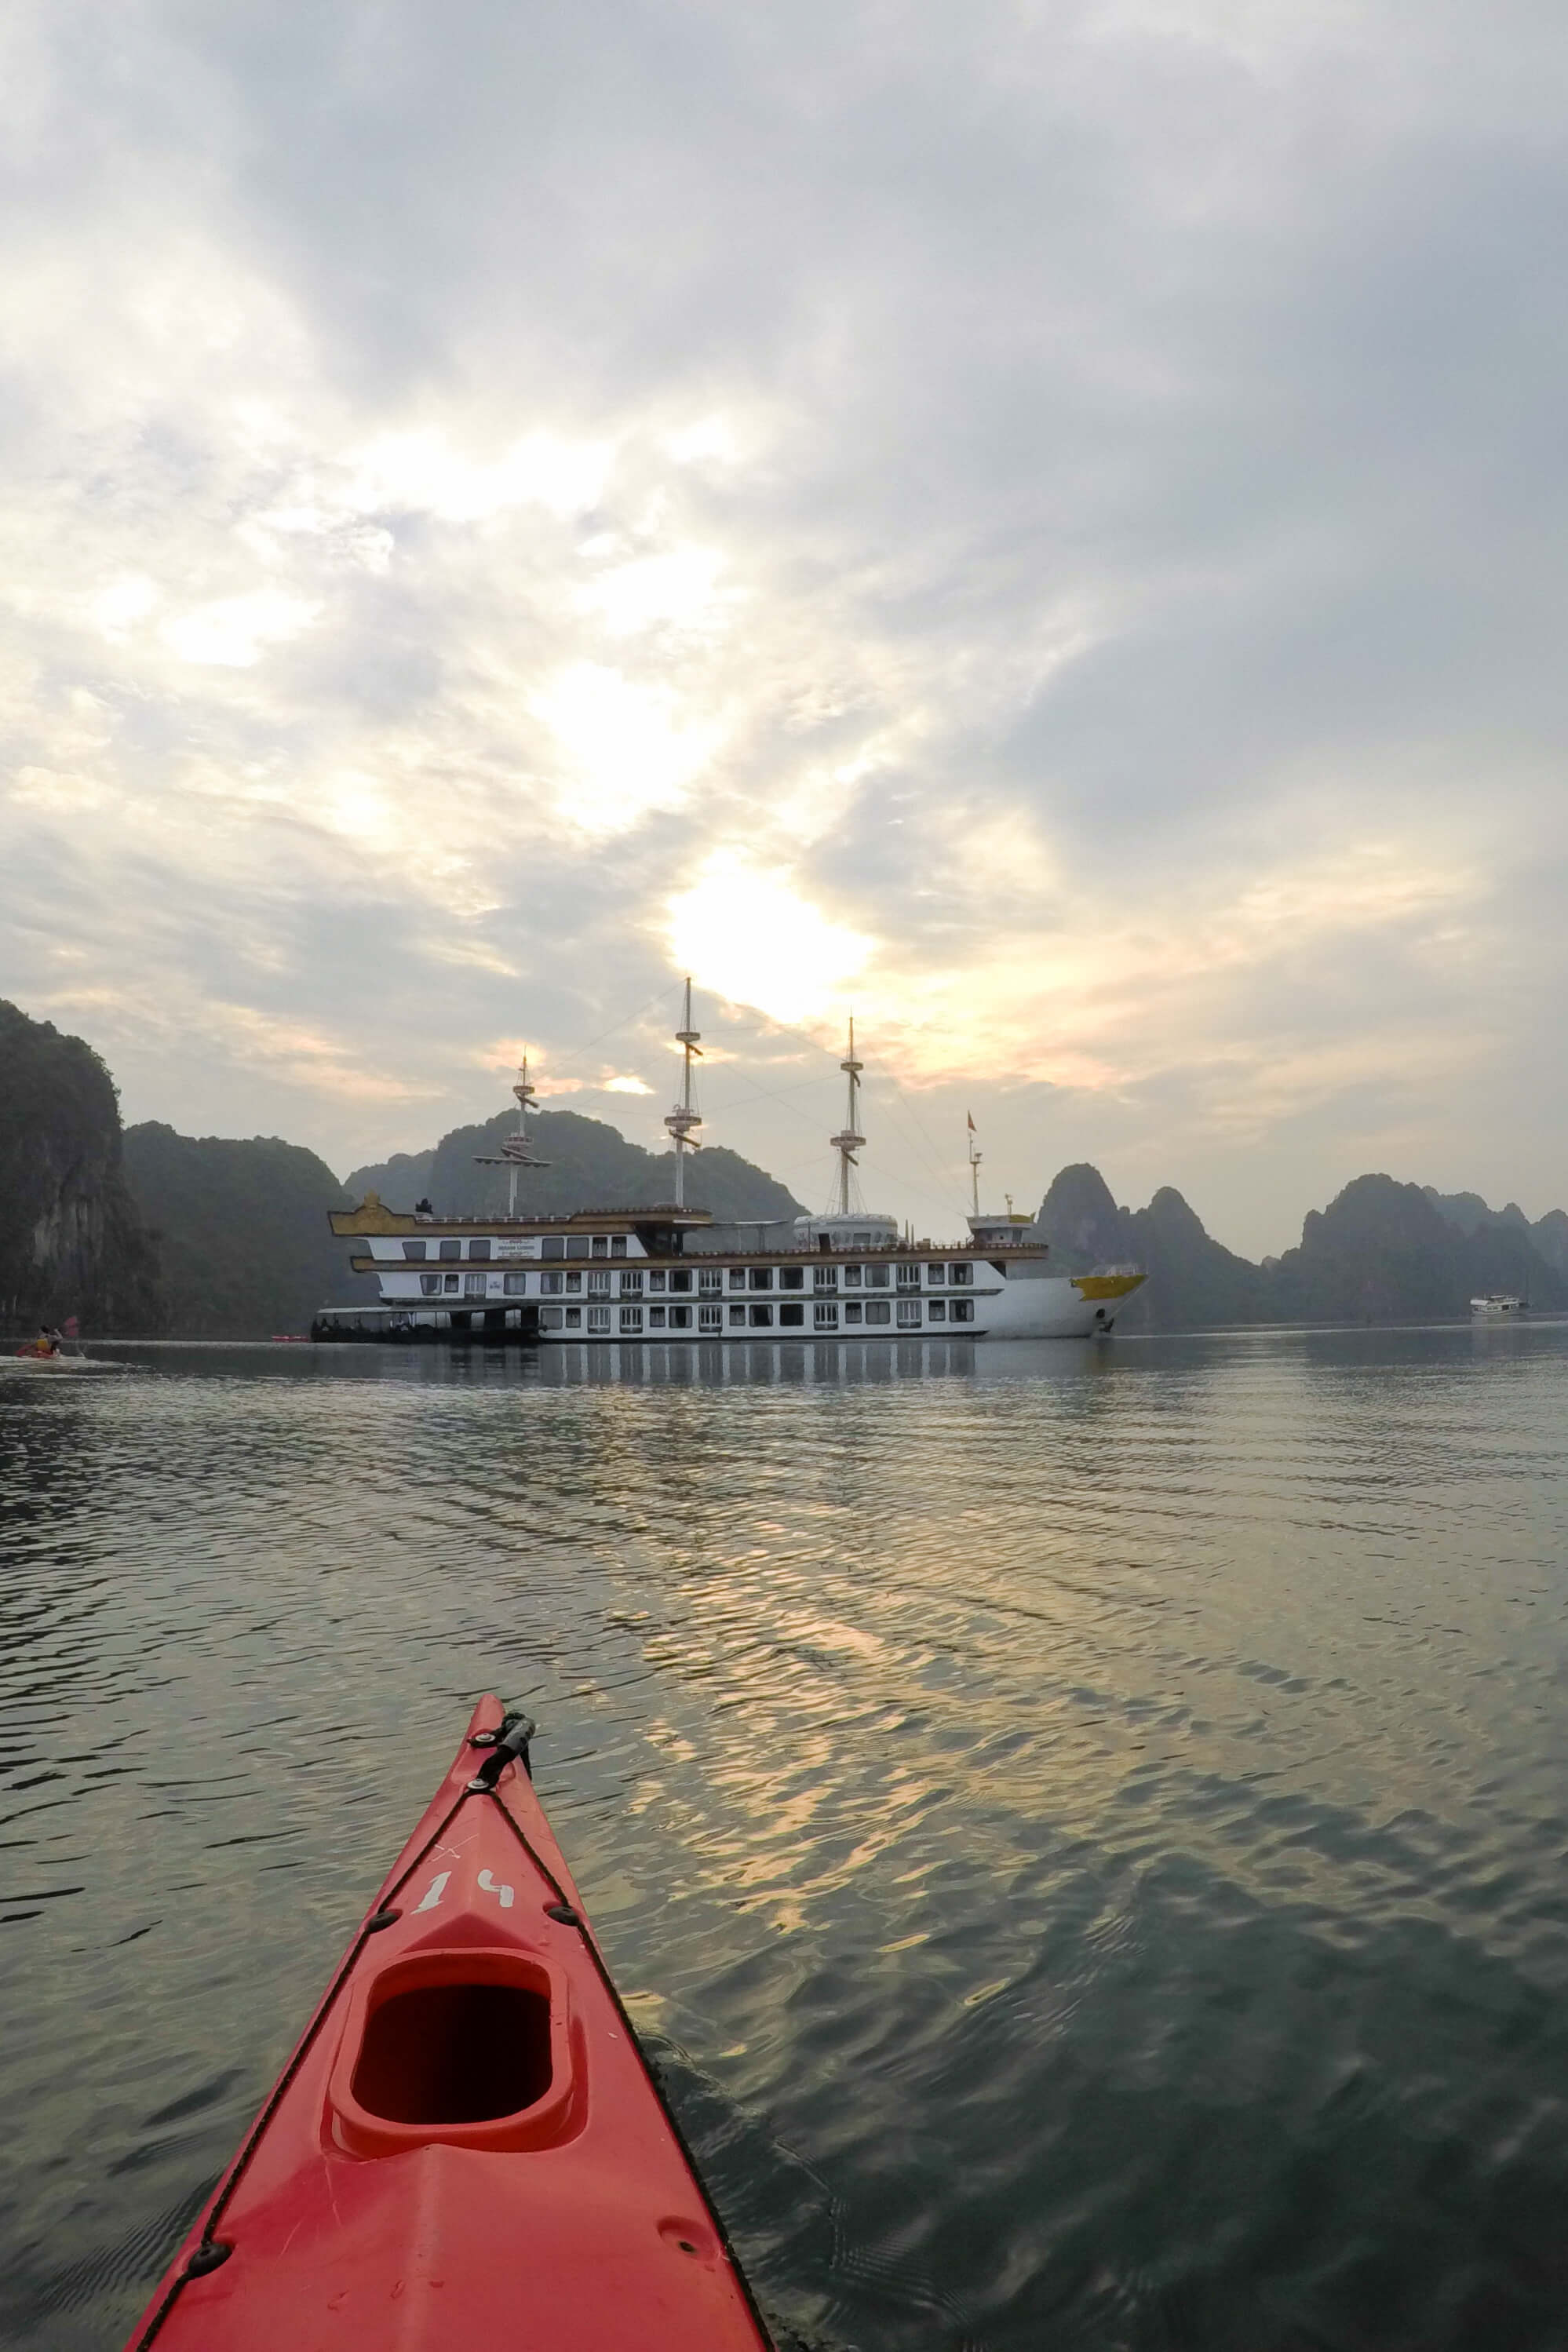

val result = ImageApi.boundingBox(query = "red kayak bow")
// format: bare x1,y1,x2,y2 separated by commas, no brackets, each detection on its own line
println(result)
124,1699,774,2350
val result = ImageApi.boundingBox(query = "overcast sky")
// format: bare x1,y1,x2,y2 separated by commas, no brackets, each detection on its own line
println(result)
5,0,1566,1255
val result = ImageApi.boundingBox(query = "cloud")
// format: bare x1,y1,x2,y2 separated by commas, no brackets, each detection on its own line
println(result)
2,0,1567,1247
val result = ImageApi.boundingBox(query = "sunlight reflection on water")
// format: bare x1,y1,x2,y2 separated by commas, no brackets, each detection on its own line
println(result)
4,1324,1568,2348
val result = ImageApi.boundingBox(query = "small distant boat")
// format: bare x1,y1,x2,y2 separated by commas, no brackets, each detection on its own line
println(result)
119,1700,773,2350
1471,1293,1527,1317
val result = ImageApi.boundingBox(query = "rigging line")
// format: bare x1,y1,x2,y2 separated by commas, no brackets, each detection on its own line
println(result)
542,982,682,1088
866,1079,966,1212
888,1074,964,1198
702,1073,838,1123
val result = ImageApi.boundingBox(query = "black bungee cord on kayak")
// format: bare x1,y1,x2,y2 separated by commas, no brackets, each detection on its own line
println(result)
467,1708,537,1791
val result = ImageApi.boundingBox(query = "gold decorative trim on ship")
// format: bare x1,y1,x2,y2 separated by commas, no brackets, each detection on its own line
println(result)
1070,1273,1147,1301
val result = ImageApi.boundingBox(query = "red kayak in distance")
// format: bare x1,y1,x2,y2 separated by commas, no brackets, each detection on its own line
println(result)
124,1698,775,2350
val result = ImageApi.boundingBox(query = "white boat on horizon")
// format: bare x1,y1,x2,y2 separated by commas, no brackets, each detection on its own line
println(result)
318,991,1147,1347
1471,1292,1527,1317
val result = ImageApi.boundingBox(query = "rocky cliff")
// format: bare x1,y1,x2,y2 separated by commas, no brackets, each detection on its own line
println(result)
1034,1164,1267,1330
0,999,162,1334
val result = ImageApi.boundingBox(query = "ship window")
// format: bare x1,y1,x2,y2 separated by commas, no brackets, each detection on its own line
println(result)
647,1305,666,1329
591,1237,608,1259
402,1240,427,1261
611,1236,627,1259
647,1271,666,1293
864,1300,892,1324
927,1264,946,1285
669,1304,691,1329
669,1269,692,1293
727,1267,746,1290
779,1303,804,1328
928,1299,946,1321
844,1301,862,1324
749,1267,773,1291
896,1262,919,1287
565,1307,582,1328
443,1273,460,1294
749,1304,774,1328
541,1272,562,1296
855,1232,874,1248
541,1237,566,1260
950,1298,975,1322
813,1302,838,1329
814,1266,837,1291
698,1267,723,1295
896,1298,921,1327
469,1238,491,1261
439,1239,461,1262
586,1306,611,1333
866,1264,891,1289
540,1307,564,1331
952,1262,973,1285
620,1271,643,1296
420,1274,439,1296
699,1304,723,1332
464,1273,487,1296
842,1265,862,1287
565,1272,582,1294
587,1271,611,1297
619,1305,644,1333
779,1266,804,1290
504,1273,528,1296
728,1304,746,1327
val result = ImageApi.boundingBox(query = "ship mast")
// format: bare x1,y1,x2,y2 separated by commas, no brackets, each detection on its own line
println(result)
664,976,703,1207
474,1055,550,1216
829,1016,866,1216
968,1114,983,1218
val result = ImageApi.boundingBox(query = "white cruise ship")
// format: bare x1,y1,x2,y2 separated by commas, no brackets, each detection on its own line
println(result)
317,992,1145,1346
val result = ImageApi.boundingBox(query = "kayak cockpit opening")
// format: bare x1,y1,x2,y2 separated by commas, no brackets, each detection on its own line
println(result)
353,1978,552,2126
327,1945,576,2157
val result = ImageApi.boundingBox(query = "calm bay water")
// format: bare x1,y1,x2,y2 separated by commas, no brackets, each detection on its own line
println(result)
4,1324,1568,2350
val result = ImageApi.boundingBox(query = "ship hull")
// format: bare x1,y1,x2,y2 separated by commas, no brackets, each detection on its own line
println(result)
313,1272,1140,1346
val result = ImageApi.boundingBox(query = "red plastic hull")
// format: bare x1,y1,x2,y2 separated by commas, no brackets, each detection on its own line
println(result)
123,1700,774,2350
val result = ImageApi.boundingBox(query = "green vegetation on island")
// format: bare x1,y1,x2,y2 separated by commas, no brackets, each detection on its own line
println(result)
121,1125,380,1338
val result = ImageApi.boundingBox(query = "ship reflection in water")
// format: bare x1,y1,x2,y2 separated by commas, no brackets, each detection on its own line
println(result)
5,1323,1568,2351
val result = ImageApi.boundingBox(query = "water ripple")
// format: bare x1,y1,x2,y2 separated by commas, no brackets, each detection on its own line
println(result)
5,1328,1568,2346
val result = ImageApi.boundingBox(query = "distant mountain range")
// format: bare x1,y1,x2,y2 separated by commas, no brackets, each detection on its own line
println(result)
3,994,1565,1339
346,1105,804,1226
1036,1165,1568,1330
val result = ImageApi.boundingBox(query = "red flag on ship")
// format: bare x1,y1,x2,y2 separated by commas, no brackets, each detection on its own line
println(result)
63,1316,79,1337
966,1112,975,1132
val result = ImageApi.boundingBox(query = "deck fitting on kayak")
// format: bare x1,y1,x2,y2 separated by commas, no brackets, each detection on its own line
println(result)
184,2244,232,2277
466,1711,536,1793
365,1908,400,1931
545,1902,581,1926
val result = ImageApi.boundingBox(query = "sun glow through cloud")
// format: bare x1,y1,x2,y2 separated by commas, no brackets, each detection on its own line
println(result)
2,0,1565,1253
667,854,873,1028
